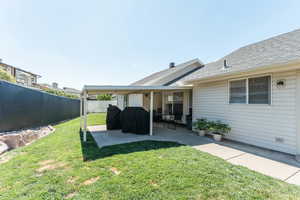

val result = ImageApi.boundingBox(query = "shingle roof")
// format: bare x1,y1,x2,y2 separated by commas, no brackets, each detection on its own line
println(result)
131,58,203,86
183,28,300,83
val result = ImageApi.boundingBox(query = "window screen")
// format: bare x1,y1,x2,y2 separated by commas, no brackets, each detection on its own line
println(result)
229,79,246,103
248,76,271,104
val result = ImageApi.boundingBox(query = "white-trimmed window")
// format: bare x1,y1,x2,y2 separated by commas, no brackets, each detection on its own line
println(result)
229,75,271,104
248,76,271,104
229,79,246,103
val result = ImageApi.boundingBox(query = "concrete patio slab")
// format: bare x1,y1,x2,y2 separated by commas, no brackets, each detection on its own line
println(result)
286,171,300,185
228,153,300,180
88,125,212,148
90,129,177,147
193,143,246,160
88,125,106,132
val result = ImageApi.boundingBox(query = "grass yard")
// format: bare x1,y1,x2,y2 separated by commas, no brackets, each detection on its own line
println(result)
0,113,300,199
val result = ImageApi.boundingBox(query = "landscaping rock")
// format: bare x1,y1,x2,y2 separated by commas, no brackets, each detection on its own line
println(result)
0,141,8,154
23,132,39,144
0,126,55,151
0,134,25,149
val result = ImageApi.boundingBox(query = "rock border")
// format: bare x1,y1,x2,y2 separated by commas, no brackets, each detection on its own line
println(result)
0,126,55,155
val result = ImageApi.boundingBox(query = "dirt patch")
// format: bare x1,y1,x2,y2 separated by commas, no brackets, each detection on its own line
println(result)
35,173,43,177
0,154,13,164
36,162,66,173
149,180,159,187
38,160,55,166
0,185,8,193
67,177,78,184
82,176,100,185
64,192,77,199
0,151,26,164
110,167,121,175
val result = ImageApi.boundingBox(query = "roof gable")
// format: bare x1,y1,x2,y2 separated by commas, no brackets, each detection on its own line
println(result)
131,58,203,86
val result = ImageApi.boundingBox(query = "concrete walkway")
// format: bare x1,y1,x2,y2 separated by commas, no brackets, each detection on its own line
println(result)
88,125,300,185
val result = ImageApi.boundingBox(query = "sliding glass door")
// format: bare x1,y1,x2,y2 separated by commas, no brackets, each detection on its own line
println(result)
164,92,183,121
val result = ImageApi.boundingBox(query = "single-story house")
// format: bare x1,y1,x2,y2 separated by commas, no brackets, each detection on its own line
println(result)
116,59,203,125
81,28,300,156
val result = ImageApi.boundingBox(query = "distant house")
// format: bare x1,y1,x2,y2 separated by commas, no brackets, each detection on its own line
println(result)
39,82,59,90
63,87,81,97
0,59,41,87
39,82,81,97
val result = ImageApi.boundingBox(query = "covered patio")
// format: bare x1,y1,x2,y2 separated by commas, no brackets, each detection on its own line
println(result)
80,85,193,142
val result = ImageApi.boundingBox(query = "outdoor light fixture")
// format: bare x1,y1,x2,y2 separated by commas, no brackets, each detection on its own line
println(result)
276,79,286,88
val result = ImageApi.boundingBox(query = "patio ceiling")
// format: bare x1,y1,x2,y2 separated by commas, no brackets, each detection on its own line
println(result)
82,85,192,95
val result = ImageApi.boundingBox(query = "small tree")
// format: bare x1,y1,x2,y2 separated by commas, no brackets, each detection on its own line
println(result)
0,69,16,83
97,94,112,101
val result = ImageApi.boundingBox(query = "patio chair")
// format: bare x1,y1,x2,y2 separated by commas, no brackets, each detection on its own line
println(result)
174,114,182,122
153,109,164,128
163,114,176,130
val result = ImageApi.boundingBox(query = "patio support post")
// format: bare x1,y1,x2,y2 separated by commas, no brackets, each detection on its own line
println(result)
150,91,154,136
83,91,87,142
162,91,164,115
296,71,300,160
80,96,83,131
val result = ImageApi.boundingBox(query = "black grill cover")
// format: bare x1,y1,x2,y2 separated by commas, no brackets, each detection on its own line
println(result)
120,107,150,134
106,105,121,130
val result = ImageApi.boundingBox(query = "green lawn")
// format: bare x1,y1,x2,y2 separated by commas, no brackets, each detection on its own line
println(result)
0,113,300,200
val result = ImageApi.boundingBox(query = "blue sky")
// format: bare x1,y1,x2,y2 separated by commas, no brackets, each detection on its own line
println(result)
0,0,300,89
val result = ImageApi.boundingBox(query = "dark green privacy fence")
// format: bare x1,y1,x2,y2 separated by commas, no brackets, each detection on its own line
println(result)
0,80,80,132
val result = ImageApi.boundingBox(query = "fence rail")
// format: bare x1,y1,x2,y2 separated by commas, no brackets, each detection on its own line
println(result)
0,80,80,132
87,100,117,113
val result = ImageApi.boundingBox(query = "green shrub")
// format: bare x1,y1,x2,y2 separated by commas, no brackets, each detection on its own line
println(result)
42,87,78,99
97,94,112,100
217,121,231,134
193,118,209,130
208,120,231,135
0,69,16,83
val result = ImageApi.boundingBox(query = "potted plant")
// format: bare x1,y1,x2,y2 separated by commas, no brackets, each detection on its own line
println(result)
207,121,216,135
193,118,208,136
209,121,231,141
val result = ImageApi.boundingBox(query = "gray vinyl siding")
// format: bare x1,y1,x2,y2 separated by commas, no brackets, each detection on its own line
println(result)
192,70,297,154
